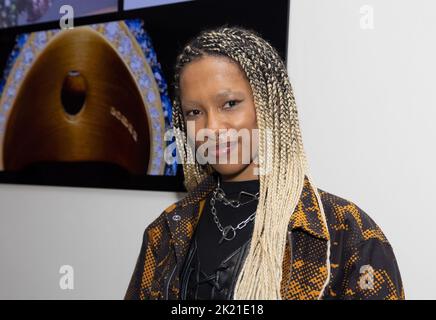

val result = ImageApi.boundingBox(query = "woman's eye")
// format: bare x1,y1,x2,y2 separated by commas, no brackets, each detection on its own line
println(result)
224,100,240,109
185,109,201,117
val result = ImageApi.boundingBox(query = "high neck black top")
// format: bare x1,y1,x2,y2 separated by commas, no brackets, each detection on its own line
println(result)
180,177,260,299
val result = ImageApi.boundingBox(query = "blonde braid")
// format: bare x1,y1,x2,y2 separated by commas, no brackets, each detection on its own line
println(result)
172,27,330,299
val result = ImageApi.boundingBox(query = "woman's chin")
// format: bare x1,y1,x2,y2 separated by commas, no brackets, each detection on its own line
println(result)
209,163,251,178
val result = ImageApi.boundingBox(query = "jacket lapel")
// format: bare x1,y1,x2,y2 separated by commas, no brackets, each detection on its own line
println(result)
283,176,330,299
165,174,217,265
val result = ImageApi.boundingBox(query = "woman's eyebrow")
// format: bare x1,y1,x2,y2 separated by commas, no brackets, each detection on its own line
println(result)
214,90,244,100
181,100,200,108
181,90,245,109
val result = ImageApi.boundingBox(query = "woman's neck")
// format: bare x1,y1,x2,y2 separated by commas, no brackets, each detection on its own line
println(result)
218,161,260,182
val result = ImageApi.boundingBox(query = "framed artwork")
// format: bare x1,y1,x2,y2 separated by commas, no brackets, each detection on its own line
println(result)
0,0,290,191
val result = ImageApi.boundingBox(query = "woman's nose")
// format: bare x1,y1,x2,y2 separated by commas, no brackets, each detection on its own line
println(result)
205,109,227,135
206,123,228,144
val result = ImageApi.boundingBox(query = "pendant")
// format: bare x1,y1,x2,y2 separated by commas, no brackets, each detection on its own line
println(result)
219,225,236,244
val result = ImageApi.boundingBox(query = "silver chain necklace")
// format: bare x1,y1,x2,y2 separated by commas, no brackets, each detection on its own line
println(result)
211,176,259,244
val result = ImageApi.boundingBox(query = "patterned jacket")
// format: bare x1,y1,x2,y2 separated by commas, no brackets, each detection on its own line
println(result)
124,174,405,300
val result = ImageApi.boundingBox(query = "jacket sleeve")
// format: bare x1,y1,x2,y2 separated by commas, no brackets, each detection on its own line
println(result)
342,238,405,300
124,228,156,300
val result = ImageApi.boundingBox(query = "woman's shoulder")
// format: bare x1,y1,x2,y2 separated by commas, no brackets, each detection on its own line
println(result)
317,188,390,246
144,191,198,231
145,178,216,232
145,202,179,230
317,188,404,299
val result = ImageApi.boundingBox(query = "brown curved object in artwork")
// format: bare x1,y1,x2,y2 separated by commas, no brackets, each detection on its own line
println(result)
3,27,151,175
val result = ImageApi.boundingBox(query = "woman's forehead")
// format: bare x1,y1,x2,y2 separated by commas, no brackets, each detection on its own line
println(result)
179,56,251,99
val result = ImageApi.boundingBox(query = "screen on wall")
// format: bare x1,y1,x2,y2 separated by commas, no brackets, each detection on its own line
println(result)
0,0,290,191
124,0,191,10
0,0,118,29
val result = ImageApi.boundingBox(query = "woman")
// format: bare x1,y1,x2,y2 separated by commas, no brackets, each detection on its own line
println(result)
125,27,404,300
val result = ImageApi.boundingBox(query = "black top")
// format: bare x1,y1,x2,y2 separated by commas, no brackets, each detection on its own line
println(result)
182,177,260,299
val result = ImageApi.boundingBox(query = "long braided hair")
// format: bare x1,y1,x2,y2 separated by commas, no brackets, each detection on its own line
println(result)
172,26,330,300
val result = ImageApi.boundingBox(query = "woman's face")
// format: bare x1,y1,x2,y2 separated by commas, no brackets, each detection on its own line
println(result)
179,55,259,181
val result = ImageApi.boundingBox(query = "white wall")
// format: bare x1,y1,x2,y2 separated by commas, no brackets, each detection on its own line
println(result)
0,183,183,299
288,0,436,299
0,0,434,299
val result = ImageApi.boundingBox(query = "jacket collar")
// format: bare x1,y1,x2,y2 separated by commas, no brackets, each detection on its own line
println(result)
165,174,329,262
290,175,330,241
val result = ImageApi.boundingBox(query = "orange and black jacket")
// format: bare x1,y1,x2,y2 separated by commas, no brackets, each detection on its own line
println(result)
125,175,405,300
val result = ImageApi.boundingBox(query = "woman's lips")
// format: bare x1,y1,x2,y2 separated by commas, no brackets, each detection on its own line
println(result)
209,141,238,157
